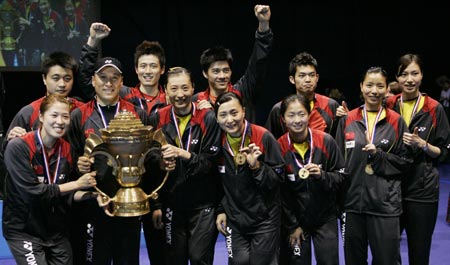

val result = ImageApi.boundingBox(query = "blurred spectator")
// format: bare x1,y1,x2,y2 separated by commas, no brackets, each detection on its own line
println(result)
63,0,88,58
387,81,401,97
328,87,346,103
437,75,450,123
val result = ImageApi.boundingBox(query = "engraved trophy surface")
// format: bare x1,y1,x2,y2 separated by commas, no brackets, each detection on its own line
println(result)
84,110,168,217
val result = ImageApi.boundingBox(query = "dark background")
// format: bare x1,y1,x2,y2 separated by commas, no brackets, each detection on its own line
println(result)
1,0,449,128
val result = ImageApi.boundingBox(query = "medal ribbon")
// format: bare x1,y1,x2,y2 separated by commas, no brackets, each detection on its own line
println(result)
171,103,195,150
288,128,313,170
363,106,383,144
36,130,61,184
97,101,120,128
225,120,249,158
400,93,422,124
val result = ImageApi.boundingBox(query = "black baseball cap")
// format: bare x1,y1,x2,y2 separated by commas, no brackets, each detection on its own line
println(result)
94,57,123,74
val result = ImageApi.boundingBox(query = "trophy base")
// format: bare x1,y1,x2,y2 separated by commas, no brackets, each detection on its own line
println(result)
111,187,150,217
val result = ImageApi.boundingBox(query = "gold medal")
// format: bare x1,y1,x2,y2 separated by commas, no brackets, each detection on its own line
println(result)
298,168,310,179
365,164,374,175
235,152,247,165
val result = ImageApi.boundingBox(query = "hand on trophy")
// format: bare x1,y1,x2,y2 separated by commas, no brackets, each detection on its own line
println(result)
77,155,94,174
93,191,114,217
160,144,179,172
77,171,97,189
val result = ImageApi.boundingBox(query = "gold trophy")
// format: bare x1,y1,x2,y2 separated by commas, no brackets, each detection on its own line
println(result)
84,110,168,217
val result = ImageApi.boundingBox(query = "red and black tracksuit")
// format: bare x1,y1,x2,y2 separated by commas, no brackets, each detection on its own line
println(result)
265,93,340,139
216,122,284,265
78,43,167,115
2,96,83,146
79,44,169,264
148,103,221,265
0,96,83,199
120,84,167,115
67,98,150,265
386,93,450,265
335,106,411,265
278,129,345,265
192,29,273,123
3,131,75,264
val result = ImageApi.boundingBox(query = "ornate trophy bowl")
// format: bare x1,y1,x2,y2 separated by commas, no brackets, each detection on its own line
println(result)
84,110,168,217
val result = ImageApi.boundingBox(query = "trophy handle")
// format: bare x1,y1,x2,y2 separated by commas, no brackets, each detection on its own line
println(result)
90,149,119,215
146,171,170,200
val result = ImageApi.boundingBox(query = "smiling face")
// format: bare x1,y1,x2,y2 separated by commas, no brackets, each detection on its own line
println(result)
165,72,194,116
216,97,245,137
283,99,309,137
360,72,387,111
92,66,123,105
39,101,70,142
396,62,423,99
43,65,74,97
135,54,165,90
203,61,232,95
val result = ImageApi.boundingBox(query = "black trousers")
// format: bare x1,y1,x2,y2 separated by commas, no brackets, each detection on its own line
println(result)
70,201,141,265
7,234,72,265
279,215,339,265
163,207,218,265
400,200,438,265
142,212,167,265
344,212,400,265
226,225,280,265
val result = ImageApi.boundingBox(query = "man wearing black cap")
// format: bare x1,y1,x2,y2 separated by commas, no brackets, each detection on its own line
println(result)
67,56,152,264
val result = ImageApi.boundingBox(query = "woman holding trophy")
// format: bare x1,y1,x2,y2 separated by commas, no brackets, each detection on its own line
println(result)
2,95,102,264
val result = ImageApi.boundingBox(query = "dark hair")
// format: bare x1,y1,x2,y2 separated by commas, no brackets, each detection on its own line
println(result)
41,51,78,77
200,46,233,73
134,40,166,68
280,94,311,117
388,81,402,95
395,53,423,77
40,94,70,115
361,66,388,85
289,52,318,76
164,66,194,87
214,92,243,116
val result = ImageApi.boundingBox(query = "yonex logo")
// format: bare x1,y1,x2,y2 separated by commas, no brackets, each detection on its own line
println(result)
23,241,32,252
210,146,219,152
86,223,94,238
23,241,36,265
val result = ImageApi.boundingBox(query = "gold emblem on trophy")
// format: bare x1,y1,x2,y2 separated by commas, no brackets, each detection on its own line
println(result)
84,110,168,217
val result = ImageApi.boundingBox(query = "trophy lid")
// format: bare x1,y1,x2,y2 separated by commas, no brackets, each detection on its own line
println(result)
100,110,153,140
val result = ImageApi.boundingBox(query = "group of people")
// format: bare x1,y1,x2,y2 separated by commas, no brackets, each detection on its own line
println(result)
1,4,449,265
1,0,92,67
